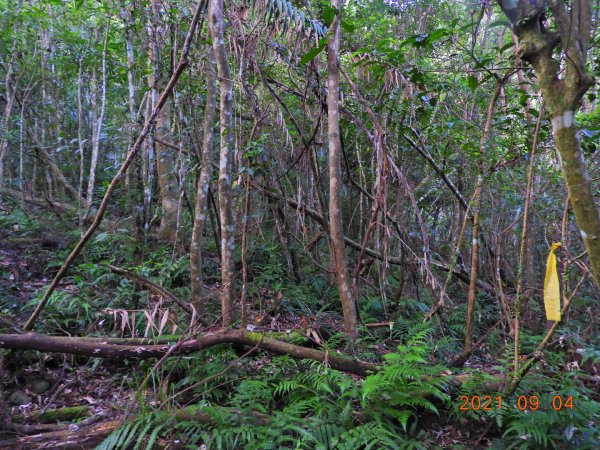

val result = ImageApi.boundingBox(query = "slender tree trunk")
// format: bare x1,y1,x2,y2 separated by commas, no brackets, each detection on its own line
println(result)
454,84,502,366
240,174,251,328
120,0,137,188
148,0,180,243
327,0,358,341
142,94,154,239
119,0,144,263
190,29,217,314
513,107,543,377
77,58,87,232
0,33,18,195
210,0,236,326
86,24,109,210
18,92,25,199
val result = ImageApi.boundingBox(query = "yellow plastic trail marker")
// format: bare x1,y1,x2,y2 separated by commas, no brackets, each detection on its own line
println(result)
543,242,562,322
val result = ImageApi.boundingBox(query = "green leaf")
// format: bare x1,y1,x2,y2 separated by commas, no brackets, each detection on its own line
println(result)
299,41,326,65
489,19,511,28
498,42,515,53
322,5,339,27
467,75,478,91
426,28,449,44
340,19,356,33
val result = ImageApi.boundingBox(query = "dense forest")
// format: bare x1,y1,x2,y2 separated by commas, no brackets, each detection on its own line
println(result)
0,0,599,448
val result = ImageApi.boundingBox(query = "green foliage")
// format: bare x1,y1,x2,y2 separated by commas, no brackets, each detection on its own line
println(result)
451,357,599,449
22,288,96,332
502,369,599,449
251,243,287,293
2,0,599,446
99,348,454,449
97,412,167,450
262,0,327,38
362,327,450,430
0,208,34,231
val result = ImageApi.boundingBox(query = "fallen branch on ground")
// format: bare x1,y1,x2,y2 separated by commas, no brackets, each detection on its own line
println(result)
0,419,121,449
12,406,92,424
0,329,378,376
0,406,272,448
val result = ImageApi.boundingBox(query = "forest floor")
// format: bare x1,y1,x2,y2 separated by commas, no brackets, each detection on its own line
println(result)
0,233,132,442
1,220,598,449
0,233,484,448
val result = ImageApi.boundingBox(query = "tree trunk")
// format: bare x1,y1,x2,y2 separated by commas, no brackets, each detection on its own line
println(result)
498,0,600,288
190,28,217,314
86,24,109,210
327,0,358,341
149,0,180,243
119,0,144,254
210,0,236,326
454,84,502,366
0,32,18,195
77,57,87,232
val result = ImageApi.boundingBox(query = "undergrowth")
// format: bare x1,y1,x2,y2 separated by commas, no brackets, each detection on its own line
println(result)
3,208,597,449
98,329,449,449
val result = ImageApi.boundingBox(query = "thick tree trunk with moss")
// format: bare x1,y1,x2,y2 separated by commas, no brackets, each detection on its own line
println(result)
190,30,217,314
327,0,358,341
498,0,600,288
210,0,236,326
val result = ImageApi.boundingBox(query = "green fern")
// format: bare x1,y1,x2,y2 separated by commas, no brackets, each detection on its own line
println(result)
232,380,273,412
335,422,405,449
362,329,449,430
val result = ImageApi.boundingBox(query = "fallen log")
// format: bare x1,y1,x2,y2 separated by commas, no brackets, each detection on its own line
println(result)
0,419,121,449
0,329,378,376
77,330,308,346
0,406,272,449
12,406,92,424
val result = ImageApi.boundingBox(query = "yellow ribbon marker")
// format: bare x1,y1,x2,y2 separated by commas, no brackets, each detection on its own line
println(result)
543,242,562,322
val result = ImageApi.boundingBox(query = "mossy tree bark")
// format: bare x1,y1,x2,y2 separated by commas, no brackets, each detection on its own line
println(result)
0,330,378,376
